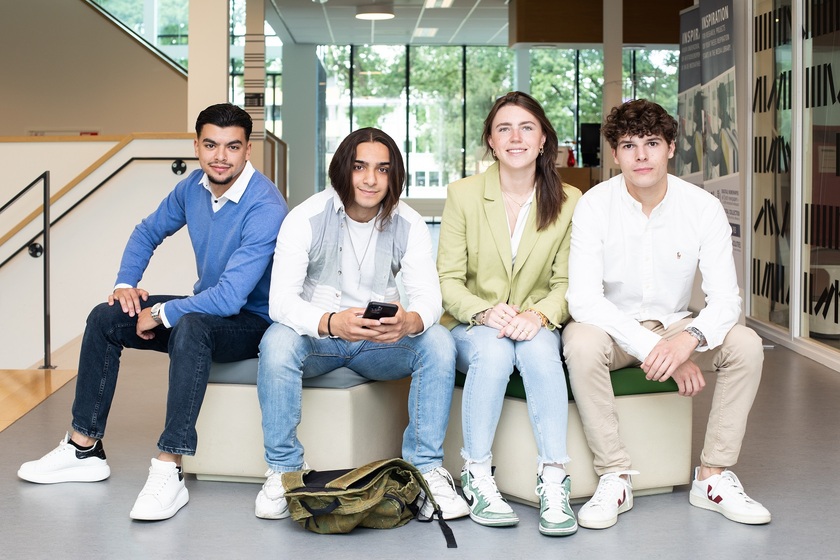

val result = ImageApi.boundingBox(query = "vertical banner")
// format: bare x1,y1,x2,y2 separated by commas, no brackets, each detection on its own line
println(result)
676,6,703,184
700,0,742,279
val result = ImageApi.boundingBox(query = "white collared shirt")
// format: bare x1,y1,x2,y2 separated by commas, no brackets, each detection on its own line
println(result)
200,161,255,212
506,190,535,265
566,173,741,361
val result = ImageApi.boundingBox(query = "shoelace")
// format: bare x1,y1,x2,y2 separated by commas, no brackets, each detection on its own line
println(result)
471,473,505,504
536,479,568,512
587,470,638,508
139,466,175,497
261,470,285,499
714,471,758,503
426,467,456,495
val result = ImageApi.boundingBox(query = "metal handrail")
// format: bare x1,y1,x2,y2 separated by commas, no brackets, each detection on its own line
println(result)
0,157,197,270
0,171,53,368
1,157,197,369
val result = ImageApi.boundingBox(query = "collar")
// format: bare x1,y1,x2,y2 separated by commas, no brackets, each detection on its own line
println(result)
200,161,255,203
619,174,671,215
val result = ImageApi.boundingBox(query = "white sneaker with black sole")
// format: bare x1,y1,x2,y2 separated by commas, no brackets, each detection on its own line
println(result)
129,458,189,521
18,433,111,484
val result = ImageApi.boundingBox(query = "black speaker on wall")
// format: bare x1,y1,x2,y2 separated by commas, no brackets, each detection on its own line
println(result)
580,123,601,167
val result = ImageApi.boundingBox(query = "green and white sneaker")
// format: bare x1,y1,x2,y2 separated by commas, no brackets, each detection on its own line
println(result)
460,468,519,527
536,475,578,536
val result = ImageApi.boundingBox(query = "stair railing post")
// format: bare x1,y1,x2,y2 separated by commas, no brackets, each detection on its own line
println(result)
39,171,55,370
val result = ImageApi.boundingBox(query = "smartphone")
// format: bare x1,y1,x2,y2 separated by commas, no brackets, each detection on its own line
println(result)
362,301,398,320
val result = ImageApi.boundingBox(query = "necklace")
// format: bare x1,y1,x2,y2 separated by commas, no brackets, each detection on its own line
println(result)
344,216,375,270
502,189,533,208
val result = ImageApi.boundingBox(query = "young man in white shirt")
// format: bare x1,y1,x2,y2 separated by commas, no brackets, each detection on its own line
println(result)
254,127,469,521
563,99,770,529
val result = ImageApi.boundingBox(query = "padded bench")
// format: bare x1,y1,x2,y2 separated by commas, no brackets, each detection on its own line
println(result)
181,360,409,483
442,368,693,505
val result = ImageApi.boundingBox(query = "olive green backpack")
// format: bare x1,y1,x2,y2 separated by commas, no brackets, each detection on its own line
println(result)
281,458,457,548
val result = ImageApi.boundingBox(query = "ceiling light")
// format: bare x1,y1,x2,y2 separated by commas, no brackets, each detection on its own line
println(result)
356,3,395,20
413,28,439,38
424,0,453,7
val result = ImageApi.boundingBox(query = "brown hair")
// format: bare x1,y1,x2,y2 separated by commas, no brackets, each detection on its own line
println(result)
482,91,565,231
601,99,678,150
328,127,405,226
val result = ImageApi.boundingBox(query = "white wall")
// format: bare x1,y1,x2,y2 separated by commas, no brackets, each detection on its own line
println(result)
1,138,200,369
0,0,187,137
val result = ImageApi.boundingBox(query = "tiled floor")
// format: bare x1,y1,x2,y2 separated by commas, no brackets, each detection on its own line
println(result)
2,340,838,559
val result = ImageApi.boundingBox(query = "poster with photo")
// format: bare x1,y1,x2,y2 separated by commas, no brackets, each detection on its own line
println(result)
699,0,742,278
677,6,703,182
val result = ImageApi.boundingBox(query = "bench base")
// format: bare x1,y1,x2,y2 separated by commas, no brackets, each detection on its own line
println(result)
182,378,410,482
443,387,693,504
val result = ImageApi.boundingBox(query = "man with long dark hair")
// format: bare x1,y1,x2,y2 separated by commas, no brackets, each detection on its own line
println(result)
18,103,288,521
255,127,468,522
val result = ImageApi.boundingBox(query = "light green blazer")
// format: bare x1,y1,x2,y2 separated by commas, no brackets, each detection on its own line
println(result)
437,162,581,330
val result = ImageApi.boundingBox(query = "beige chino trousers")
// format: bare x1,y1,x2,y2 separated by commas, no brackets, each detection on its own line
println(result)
563,318,763,475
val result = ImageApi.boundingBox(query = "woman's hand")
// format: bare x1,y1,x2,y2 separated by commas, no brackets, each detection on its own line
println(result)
482,302,518,331
498,309,541,341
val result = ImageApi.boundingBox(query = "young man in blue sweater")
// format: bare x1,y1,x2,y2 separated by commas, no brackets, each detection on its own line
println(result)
18,103,288,521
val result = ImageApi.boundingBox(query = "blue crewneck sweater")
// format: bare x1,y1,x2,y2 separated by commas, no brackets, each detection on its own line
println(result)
115,168,288,324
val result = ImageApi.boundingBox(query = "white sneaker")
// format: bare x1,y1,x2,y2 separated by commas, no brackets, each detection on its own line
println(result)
689,468,771,524
129,458,189,521
536,475,577,536
255,469,290,520
419,466,470,520
578,470,638,529
460,468,519,527
18,433,110,484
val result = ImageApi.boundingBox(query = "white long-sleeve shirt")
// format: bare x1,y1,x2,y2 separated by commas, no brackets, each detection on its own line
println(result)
268,188,441,338
566,173,741,361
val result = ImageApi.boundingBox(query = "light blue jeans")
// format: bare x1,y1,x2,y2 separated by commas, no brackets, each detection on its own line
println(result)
452,324,570,470
257,322,456,473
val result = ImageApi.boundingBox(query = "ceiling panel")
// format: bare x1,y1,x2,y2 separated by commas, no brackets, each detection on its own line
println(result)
267,0,511,46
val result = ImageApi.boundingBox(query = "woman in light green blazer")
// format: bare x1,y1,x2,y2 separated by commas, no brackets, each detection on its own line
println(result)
437,92,581,536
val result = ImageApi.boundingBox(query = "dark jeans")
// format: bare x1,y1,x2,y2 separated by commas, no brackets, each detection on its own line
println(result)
71,295,270,455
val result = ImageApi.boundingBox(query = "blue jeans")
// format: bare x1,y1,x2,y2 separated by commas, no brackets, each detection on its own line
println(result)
71,296,270,455
452,324,570,469
257,322,456,473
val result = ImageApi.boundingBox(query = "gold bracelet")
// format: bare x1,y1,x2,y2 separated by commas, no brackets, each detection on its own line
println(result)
471,310,488,326
525,308,549,327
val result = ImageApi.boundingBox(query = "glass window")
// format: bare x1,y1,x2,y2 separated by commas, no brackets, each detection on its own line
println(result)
408,46,463,198
465,47,515,176
801,1,840,350
750,0,792,333
91,0,189,68
352,46,407,134
623,49,679,114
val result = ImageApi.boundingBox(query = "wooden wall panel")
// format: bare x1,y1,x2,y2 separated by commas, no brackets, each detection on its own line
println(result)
510,0,695,46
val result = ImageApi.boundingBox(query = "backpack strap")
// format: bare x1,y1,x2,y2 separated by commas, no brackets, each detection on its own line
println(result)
412,468,458,549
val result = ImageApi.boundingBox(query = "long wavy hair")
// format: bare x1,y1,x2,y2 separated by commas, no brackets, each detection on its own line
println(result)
482,91,566,231
328,127,405,227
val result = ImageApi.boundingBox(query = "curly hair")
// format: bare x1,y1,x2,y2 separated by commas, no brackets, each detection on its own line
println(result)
601,99,678,150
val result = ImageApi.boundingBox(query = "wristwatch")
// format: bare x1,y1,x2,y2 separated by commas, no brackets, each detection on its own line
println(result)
684,326,706,347
150,303,163,326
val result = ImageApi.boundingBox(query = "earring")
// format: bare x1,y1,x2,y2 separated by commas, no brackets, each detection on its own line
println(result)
539,146,544,155
493,150,498,159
